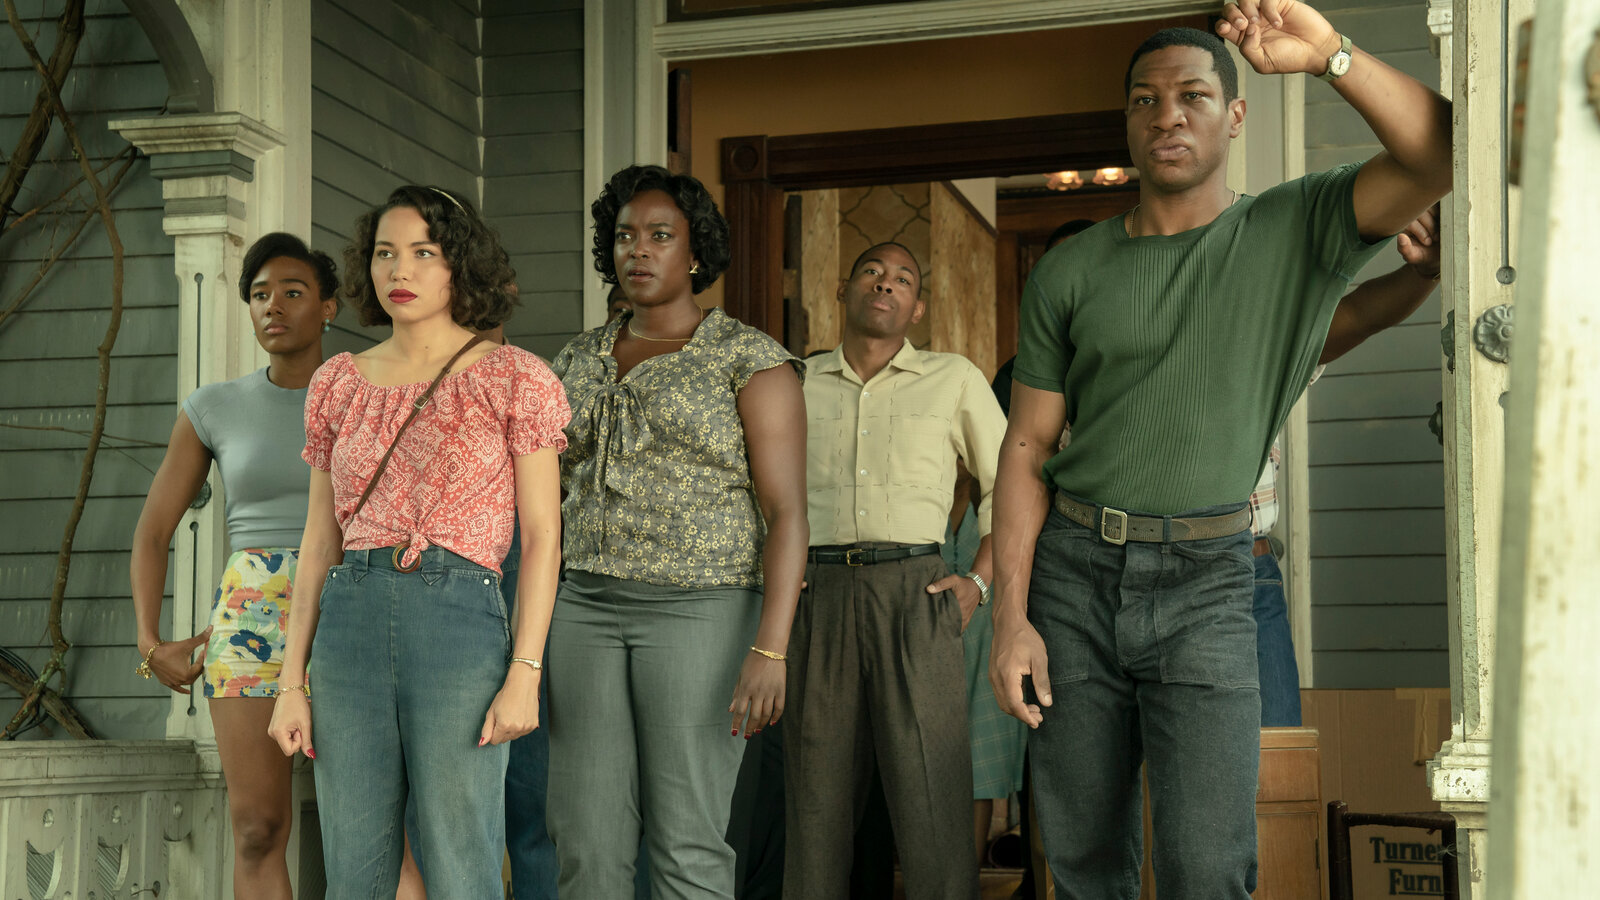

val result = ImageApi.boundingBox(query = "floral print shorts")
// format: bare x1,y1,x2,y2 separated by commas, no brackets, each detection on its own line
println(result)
203,548,296,699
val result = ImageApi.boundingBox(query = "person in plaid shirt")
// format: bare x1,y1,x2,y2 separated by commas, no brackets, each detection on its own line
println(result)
1250,202,1442,727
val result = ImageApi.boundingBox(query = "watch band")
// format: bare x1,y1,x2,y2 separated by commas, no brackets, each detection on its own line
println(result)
1318,33,1353,83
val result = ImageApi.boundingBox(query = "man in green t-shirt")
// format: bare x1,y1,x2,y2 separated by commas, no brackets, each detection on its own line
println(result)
987,3,1452,896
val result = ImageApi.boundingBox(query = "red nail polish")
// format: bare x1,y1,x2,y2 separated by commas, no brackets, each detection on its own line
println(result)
731,729,739,736
307,748,316,759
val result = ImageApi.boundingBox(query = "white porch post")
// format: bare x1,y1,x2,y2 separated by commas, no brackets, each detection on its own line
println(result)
1485,0,1600,893
108,112,286,752
1427,0,1531,894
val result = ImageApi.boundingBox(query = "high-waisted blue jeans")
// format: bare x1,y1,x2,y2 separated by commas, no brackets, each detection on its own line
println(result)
310,545,510,900
1027,502,1260,900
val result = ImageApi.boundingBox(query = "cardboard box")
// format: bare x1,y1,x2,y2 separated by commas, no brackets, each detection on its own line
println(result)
1302,689,1454,899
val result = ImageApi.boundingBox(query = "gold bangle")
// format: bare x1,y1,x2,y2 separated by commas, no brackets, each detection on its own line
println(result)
750,646,786,661
511,657,543,673
275,683,311,698
134,640,164,679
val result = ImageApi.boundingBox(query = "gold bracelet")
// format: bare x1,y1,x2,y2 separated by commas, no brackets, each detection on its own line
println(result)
511,657,543,673
134,640,164,679
275,683,311,698
750,646,786,661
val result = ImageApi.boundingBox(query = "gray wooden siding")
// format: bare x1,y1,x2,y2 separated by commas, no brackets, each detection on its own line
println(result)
480,1,586,361
1304,0,1448,688
309,0,482,358
0,2,176,740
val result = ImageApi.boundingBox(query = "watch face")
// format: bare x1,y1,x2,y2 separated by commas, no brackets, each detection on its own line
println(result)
1330,52,1351,77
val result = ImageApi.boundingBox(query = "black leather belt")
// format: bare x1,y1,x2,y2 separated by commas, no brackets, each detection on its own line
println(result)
1054,494,1251,545
807,543,941,567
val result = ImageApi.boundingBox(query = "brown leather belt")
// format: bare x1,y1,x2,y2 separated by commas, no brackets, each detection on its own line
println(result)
1252,537,1273,557
1053,493,1252,545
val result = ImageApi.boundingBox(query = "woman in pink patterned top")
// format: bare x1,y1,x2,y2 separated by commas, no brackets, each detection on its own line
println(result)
267,185,570,899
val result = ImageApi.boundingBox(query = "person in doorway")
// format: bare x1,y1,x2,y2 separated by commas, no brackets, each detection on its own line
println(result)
129,232,428,899
786,241,1007,900
547,164,807,900
1251,202,1443,727
989,7,1451,897
267,185,569,899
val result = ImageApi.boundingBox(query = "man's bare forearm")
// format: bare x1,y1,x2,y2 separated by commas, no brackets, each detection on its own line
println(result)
992,437,1054,628
1320,263,1439,364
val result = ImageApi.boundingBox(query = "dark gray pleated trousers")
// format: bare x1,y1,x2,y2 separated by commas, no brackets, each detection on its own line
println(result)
783,549,978,900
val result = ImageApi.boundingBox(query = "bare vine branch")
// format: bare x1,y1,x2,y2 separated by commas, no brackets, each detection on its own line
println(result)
4,0,127,740
0,151,137,331
5,143,134,234
0,0,85,231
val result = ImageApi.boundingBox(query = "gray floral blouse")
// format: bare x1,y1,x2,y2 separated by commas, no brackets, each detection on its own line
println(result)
551,307,802,588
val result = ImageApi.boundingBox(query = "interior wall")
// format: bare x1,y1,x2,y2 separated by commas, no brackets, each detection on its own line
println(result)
928,183,997,379
680,14,1205,310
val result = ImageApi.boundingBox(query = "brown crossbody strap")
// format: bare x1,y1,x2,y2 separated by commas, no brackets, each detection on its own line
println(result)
349,334,486,522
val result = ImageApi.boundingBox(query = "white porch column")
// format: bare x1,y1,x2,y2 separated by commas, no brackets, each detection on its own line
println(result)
1427,0,1531,894
1486,0,1600,893
107,113,284,750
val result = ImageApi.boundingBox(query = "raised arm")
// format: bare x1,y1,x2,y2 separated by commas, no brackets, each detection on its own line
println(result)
1321,205,1442,364
1217,0,1451,239
129,410,215,693
988,383,1070,728
732,363,809,736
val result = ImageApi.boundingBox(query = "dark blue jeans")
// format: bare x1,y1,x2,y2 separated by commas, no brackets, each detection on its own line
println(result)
1252,552,1302,727
311,546,509,900
500,545,560,900
1027,504,1260,899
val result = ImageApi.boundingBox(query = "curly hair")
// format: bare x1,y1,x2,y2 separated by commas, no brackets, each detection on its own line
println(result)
342,185,518,330
238,232,339,309
590,165,730,295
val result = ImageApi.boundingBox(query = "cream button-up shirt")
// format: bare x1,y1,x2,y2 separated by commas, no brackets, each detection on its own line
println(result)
805,340,1007,547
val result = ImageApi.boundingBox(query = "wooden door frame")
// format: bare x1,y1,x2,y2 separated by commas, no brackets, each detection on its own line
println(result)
718,109,1132,339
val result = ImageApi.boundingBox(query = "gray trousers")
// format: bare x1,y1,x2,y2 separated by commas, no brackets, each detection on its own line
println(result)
783,550,979,900
546,571,762,900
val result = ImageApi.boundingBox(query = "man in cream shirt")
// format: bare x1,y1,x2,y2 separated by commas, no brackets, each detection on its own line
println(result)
784,241,1007,900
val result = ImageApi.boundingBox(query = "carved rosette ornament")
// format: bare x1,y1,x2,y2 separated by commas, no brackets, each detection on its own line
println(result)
1473,304,1515,363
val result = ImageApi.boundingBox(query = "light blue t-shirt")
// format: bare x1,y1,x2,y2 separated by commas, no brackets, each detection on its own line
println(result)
182,368,310,550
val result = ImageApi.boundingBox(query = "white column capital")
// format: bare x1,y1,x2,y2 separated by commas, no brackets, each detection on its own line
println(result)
108,111,284,159
109,113,284,240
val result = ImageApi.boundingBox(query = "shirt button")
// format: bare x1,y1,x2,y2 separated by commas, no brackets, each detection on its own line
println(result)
862,391,871,398
858,509,867,517
861,429,869,436
484,578,491,585
859,468,868,476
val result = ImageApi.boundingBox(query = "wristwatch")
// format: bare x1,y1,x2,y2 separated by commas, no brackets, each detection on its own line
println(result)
1318,33,1353,83
966,572,993,607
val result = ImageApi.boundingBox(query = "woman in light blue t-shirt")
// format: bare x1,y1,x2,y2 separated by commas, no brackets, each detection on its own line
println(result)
128,233,427,898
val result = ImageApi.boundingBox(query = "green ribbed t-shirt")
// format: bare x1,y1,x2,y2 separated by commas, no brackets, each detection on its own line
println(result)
1014,163,1388,515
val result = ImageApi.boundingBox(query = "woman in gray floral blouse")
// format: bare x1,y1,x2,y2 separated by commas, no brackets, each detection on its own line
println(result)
547,164,807,899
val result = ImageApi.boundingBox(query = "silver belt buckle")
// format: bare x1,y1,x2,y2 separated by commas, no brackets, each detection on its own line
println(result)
1100,507,1129,545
